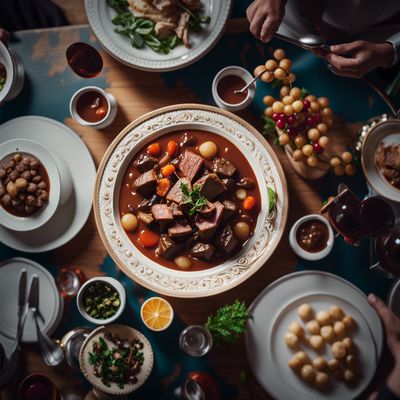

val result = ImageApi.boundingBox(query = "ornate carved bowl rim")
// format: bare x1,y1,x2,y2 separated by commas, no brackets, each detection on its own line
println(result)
94,104,288,298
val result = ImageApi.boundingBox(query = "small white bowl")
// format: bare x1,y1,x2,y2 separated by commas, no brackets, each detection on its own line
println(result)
70,86,117,129
0,41,24,105
0,139,61,232
212,66,256,112
289,214,334,261
77,277,126,325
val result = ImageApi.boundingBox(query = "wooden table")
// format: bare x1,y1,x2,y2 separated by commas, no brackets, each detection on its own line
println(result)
0,20,392,400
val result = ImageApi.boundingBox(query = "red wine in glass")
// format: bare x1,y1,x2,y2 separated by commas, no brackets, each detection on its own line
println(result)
66,42,103,78
360,197,395,236
374,229,400,277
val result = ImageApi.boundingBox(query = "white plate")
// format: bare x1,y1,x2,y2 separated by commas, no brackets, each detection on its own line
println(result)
0,116,96,252
84,0,232,72
0,257,63,343
245,271,383,400
361,119,400,203
94,104,288,298
388,279,400,318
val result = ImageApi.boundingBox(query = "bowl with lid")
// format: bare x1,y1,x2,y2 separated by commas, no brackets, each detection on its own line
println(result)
0,139,61,232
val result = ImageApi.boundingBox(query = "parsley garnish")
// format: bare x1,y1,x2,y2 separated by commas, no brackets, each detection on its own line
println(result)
267,186,276,215
205,300,252,345
180,181,208,216
300,87,310,100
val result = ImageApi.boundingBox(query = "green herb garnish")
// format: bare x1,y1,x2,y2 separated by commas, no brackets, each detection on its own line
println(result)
205,300,252,345
300,87,310,100
180,181,208,216
83,282,121,320
262,116,276,137
267,186,276,215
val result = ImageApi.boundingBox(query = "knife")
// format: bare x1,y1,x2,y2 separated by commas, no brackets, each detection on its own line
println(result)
28,275,39,313
15,269,27,346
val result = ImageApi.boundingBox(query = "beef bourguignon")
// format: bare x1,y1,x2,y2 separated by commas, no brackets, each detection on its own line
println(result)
119,130,261,271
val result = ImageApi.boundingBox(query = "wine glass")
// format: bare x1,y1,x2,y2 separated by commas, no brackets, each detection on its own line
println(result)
66,42,103,78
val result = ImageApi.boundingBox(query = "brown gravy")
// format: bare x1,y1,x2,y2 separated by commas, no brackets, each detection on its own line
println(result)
76,91,108,123
217,75,248,105
119,130,261,272
296,219,329,253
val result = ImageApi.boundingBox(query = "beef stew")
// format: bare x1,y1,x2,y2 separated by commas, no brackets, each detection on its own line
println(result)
119,130,261,271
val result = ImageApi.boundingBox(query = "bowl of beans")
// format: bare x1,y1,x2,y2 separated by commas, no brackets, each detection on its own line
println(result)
76,277,126,325
0,139,61,232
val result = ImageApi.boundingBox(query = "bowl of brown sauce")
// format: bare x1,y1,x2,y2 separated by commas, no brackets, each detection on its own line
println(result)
70,86,117,129
289,214,334,260
212,66,255,112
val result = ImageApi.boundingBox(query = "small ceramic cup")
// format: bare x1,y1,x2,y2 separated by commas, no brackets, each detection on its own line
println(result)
289,214,334,261
17,373,60,400
212,66,256,112
0,139,61,232
0,41,25,105
70,86,117,129
77,277,126,325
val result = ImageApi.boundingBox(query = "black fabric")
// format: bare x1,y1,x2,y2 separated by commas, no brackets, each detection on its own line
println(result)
0,0,69,32
379,383,400,400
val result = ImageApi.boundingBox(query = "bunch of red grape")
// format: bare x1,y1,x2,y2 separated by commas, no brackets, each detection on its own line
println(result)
255,48,356,176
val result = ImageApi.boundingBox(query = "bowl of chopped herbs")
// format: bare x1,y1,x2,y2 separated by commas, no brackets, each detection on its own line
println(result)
79,324,154,395
77,277,126,324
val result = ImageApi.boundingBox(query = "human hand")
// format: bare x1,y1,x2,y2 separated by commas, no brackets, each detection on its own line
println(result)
324,41,394,78
246,0,286,43
368,293,400,398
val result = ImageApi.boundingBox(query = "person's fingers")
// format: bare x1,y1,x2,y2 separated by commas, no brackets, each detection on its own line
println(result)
330,41,364,56
367,391,379,400
325,52,359,71
246,2,257,22
368,293,395,328
260,16,278,42
249,11,267,39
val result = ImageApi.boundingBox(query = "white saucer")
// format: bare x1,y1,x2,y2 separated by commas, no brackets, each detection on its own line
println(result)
245,271,383,400
0,116,96,252
0,257,64,344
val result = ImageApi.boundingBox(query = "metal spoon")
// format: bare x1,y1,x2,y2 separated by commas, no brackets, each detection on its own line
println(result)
28,275,65,367
234,70,263,94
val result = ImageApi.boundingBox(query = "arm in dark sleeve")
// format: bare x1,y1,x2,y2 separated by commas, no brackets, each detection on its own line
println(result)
379,383,400,400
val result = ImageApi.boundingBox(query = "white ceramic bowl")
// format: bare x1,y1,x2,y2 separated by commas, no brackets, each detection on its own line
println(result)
0,41,24,105
77,277,126,325
94,104,288,298
289,214,334,261
70,86,117,129
212,66,256,112
0,139,61,232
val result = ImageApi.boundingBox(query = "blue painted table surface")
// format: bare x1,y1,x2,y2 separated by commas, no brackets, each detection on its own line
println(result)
0,13,396,400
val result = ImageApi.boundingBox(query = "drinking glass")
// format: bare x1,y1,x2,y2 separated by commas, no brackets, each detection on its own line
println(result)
371,228,400,278
179,325,213,357
66,42,103,78
57,267,85,298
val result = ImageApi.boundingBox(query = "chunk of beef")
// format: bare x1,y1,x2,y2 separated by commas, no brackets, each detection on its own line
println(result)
133,169,158,197
157,234,183,260
170,202,183,217
193,173,225,200
137,211,154,226
212,158,237,178
199,200,215,217
180,132,197,147
195,201,224,242
137,194,161,213
236,177,255,189
216,225,240,254
166,177,191,204
133,154,158,173
168,220,193,238
179,151,204,182
151,204,173,223
222,178,235,191
222,199,237,220
191,242,215,261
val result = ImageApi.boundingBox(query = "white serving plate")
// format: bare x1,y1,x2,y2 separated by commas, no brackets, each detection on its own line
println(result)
80,324,154,396
94,104,288,298
84,0,232,71
245,271,383,400
0,257,63,344
0,116,96,252
362,119,400,203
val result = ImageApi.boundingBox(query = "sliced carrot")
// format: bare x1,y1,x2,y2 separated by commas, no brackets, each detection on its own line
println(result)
95,107,107,118
139,230,160,248
243,196,256,210
156,178,171,197
147,143,161,156
161,164,175,177
167,140,178,155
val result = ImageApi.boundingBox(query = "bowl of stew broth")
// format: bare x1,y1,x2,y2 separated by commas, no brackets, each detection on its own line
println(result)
94,105,288,297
